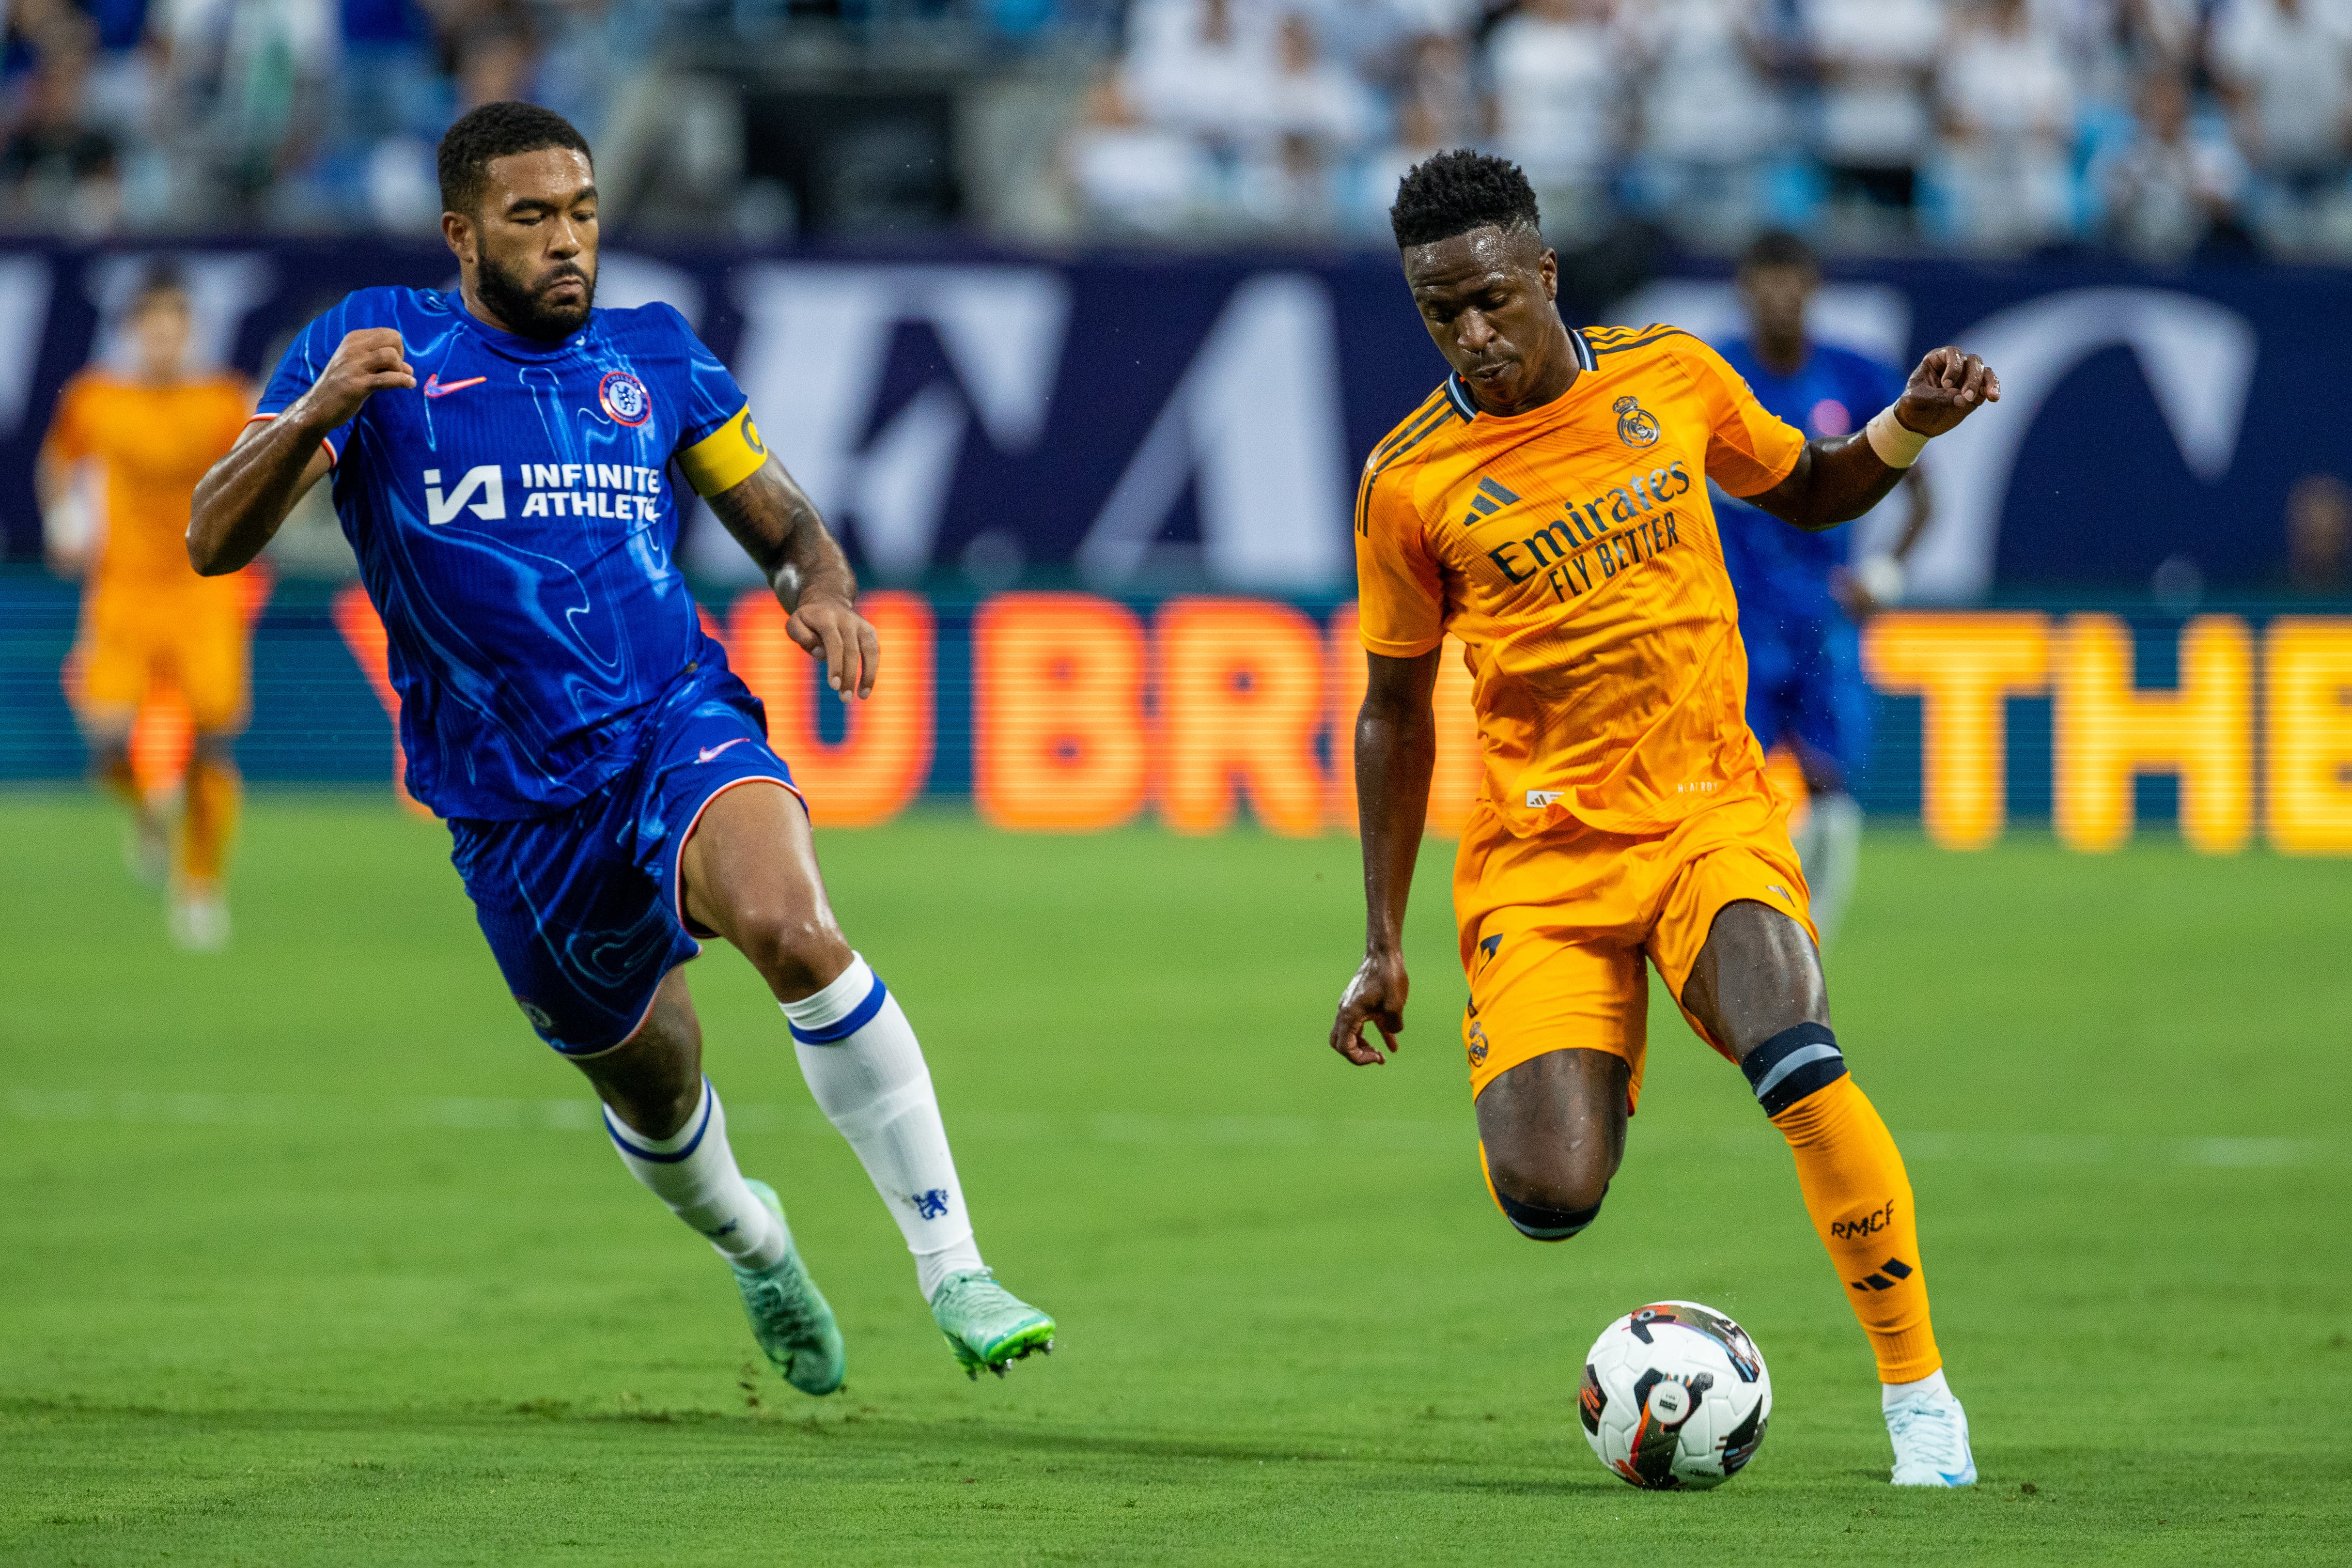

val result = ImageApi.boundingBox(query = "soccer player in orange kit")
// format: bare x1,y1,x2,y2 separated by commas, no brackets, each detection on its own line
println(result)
41,267,255,949
1328,152,1999,1486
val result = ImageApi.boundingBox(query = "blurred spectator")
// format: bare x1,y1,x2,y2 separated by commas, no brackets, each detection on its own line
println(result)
1236,13,1373,229
157,0,338,222
1,30,122,234
1355,90,1441,233
1488,0,1623,243
1936,0,2078,250
1396,28,1478,148
1067,68,1212,232
1123,0,1276,156
2093,69,2247,260
1804,0,1944,227
1625,0,1783,248
2287,473,2351,593
2210,0,2352,254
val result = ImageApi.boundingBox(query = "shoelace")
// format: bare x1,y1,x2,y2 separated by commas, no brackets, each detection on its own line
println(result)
1886,1401,1966,1468
935,1271,1016,1322
748,1274,827,1339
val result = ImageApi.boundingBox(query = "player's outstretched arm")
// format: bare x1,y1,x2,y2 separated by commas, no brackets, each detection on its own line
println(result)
188,328,413,575
704,453,879,699
1330,648,1442,1068
1745,346,2000,534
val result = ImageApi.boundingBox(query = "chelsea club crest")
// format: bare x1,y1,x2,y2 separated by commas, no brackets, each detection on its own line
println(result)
1614,396,1660,448
598,369,651,427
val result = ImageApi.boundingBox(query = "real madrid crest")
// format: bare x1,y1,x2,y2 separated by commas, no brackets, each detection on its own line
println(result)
598,368,652,427
1614,395,1660,449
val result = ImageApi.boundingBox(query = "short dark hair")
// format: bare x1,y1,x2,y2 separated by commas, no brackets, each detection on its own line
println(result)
436,101,592,217
127,260,188,315
1740,229,1817,274
1388,149,1541,250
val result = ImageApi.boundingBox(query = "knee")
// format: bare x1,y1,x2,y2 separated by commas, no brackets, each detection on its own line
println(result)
728,908,852,999
1484,1149,1610,1243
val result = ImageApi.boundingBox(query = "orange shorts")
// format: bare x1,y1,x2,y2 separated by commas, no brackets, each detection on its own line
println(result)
73,582,249,732
1453,784,1816,1111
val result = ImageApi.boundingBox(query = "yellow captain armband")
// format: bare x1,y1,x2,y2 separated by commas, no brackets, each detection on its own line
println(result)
676,404,770,497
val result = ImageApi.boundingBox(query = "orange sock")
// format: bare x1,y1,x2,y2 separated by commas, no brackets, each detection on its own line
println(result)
180,754,242,891
1744,1025,1942,1384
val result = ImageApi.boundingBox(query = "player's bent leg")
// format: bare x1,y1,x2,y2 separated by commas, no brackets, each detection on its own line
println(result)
169,730,241,951
79,708,166,888
573,968,845,1396
677,780,1055,1375
1679,900,1973,1487
1474,1048,1628,1242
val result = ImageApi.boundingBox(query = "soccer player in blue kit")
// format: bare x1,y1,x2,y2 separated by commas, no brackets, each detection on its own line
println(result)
1715,232,1933,945
187,102,1054,1392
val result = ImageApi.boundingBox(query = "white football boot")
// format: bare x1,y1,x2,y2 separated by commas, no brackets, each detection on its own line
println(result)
1885,1374,1977,1487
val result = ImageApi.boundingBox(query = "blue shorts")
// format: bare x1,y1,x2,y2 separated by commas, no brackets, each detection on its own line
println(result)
447,670,803,1056
1741,605,1871,788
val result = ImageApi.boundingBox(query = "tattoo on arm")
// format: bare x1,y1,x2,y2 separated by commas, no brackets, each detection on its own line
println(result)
704,453,858,610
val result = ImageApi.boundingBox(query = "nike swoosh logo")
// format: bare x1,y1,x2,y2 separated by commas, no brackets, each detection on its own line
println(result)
697,737,750,764
422,375,486,399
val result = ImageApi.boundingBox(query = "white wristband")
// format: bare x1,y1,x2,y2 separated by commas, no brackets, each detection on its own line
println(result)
1852,553,1905,605
1864,405,1929,469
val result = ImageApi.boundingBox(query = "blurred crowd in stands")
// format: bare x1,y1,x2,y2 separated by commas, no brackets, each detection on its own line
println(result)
1069,0,2352,256
4,0,2351,256
0,0,781,236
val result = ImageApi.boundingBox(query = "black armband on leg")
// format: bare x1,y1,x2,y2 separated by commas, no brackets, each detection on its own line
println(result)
1740,1022,1846,1117
1495,1182,1606,1242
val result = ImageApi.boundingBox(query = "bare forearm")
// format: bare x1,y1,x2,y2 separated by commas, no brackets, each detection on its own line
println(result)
188,416,327,575
708,455,858,609
1748,435,1904,532
1355,697,1436,953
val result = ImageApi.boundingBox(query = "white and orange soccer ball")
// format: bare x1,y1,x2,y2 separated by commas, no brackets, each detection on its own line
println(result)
1580,1301,1772,1490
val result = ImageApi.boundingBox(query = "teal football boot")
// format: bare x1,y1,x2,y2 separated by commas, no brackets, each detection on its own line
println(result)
930,1269,1055,1378
733,1180,845,1396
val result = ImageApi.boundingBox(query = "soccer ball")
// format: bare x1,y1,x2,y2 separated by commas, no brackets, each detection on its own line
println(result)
1579,1300,1772,1490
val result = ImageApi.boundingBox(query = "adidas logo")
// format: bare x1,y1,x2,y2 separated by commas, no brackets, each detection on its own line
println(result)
1849,1257,1915,1292
1462,475,1520,528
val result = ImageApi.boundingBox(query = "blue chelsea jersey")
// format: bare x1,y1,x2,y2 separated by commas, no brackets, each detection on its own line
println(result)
1714,338,1906,620
257,287,772,821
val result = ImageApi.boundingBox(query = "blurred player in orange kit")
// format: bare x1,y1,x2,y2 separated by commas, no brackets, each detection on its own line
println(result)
41,266,255,949
1328,152,2001,1487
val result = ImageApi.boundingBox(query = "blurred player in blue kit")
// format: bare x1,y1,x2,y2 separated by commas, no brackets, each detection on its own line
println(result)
187,102,1054,1391
1716,232,1933,946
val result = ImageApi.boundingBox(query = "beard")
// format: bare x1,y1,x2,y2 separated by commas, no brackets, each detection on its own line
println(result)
476,250,595,341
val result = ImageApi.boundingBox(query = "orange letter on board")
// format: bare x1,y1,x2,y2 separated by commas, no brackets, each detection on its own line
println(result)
972,593,1149,832
1324,603,1482,835
2265,617,2352,855
1159,597,1324,836
724,590,934,828
2054,614,2252,854
1861,613,2048,850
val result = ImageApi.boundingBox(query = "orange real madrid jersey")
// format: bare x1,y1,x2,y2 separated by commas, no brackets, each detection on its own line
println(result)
44,371,253,593
1354,325,1808,837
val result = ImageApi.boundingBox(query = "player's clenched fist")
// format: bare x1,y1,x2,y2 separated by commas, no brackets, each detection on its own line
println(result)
1892,346,2000,438
1330,948,1410,1066
299,328,416,428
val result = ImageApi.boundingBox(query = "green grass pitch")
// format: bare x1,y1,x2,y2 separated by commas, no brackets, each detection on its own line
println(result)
1,794,2348,1566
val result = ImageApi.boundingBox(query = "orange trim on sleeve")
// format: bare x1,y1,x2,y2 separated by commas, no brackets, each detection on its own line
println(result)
245,411,338,466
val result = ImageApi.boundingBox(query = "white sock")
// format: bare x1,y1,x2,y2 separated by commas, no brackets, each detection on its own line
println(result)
1883,1367,1951,1411
783,953,984,1301
1800,792,1865,948
604,1077,789,1272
